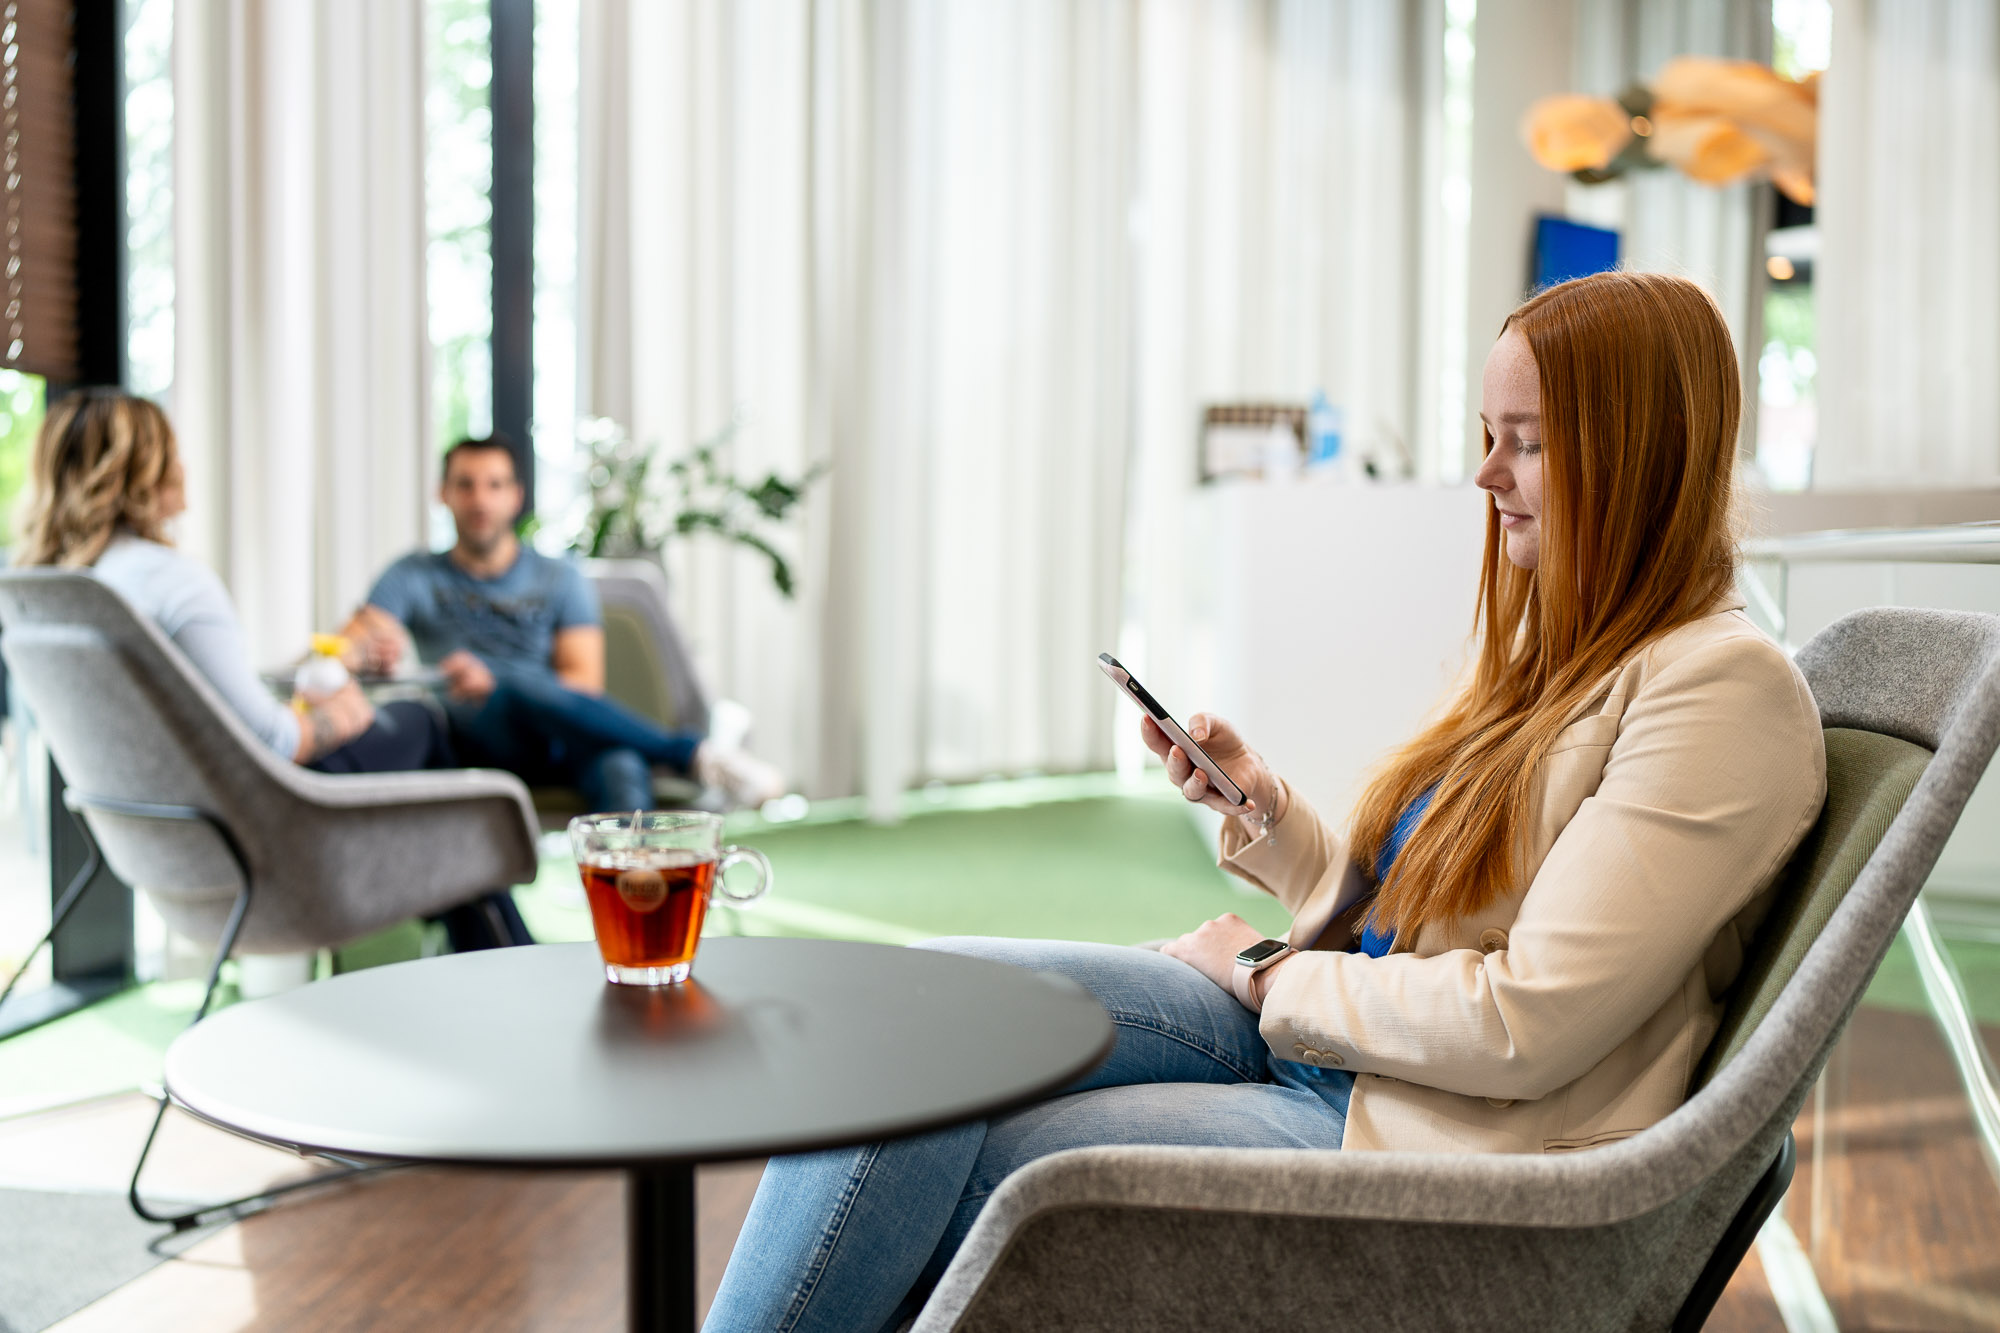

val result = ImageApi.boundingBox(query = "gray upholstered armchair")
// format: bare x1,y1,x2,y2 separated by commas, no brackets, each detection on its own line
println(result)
588,557,711,737
0,570,541,1225
0,570,538,953
914,607,2000,1332
529,558,720,823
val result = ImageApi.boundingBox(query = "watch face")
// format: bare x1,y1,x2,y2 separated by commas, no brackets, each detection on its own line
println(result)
1236,939,1290,967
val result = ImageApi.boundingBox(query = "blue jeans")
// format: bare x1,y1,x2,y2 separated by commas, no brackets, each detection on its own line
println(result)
446,670,704,812
704,938,1352,1333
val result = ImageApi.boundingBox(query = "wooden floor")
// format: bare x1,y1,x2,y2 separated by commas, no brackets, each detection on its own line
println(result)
18,1004,2000,1332
1781,1008,2000,1332
46,1154,762,1332
1707,1246,1792,1333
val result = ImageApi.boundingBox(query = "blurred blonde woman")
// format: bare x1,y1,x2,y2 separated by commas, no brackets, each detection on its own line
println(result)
707,272,1828,1332
15,388,451,774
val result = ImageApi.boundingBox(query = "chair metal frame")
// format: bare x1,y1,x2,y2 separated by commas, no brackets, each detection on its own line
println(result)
0,791,379,1231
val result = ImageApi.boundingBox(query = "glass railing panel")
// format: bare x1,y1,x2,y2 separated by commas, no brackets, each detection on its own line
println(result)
1738,532,2000,1331
1783,988,2000,1330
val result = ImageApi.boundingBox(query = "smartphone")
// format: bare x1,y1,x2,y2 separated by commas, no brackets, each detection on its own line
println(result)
1097,653,1247,807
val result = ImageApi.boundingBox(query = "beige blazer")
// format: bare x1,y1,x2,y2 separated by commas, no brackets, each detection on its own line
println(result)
1219,597,1825,1154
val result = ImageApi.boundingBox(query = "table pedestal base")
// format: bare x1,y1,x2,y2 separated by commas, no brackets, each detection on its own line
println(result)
628,1164,697,1333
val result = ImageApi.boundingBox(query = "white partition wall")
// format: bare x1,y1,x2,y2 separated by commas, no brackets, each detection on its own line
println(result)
1192,482,1491,826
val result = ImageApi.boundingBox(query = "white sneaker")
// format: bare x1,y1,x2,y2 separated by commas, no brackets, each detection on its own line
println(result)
694,742,788,810
705,698,755,753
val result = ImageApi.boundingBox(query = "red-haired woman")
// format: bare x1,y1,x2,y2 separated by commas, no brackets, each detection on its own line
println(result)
706,272,1827,1332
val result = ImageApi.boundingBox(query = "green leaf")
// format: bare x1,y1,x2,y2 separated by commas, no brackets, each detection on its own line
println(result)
728,528,796,599
743,474,803,519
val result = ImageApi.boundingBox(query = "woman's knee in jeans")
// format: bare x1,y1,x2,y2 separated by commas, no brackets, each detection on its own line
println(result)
915,936,1267,1088
915,935,1049,965
912,937,1228,1027
914,936,1159,989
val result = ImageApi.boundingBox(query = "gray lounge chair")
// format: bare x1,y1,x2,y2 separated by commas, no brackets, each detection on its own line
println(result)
0,569,540,1227
528,558,719,823
914,607,2000,1332
588,557,711,736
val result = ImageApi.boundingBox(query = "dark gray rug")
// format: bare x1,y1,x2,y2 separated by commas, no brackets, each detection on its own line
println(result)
0,1189,207,1332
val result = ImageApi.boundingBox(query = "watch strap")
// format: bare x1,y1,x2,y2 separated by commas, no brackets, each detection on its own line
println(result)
1231,941,1292,1012
1231,960,1262,1010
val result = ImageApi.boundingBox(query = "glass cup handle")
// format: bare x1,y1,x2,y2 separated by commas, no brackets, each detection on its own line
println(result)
715,845,772,905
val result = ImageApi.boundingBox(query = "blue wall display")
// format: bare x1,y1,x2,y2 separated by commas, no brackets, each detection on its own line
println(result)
1533,214,1621,292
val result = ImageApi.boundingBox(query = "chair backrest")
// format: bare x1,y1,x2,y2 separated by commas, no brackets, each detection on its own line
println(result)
0,564,388,948
0,570,304,909
1662,608,2000,1221
0,569,542,954
1693,725,1932,1089
586,558,709,734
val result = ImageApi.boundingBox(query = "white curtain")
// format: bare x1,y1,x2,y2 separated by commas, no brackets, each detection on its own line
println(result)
1815,0,2000,487
580,0,1420,810
172,0,431,662
1124,1,1419,734
582,0,1136,812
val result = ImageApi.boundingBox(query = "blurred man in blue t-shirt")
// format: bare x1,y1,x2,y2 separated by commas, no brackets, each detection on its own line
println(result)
343,436,784,814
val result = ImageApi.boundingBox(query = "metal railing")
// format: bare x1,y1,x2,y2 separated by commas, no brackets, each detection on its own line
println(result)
1743,521,2000,566
1741,521,2000,647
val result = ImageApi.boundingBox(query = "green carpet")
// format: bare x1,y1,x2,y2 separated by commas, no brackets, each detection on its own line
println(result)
520,779,1288,949
0,778,1283,1116
0,978,221,1118
4,773,1996,1120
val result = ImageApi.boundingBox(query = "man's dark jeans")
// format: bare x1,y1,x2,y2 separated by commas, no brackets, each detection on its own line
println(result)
447,670,704,812
307,699,458,774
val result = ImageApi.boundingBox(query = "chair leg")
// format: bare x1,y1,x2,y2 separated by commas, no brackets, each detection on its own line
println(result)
13,790,382,1229
127,1083,381,1231
127,880,382,1230
485,888,535,947
432,889,535,952
0,836,102,1019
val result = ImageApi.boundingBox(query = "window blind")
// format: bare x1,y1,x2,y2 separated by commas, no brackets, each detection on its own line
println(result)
2,0,77,382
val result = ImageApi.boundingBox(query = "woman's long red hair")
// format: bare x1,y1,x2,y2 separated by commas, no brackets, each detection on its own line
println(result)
1349,271,1742,942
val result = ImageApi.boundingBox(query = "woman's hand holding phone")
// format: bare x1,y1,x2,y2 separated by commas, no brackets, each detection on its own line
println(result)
1140,712,1285,828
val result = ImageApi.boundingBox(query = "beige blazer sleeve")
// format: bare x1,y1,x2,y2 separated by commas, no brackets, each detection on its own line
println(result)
1217,777,1376,952
1214,777,1347,915
1252,633,1825,1102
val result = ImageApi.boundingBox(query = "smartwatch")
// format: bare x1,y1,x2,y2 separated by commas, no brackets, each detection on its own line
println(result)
1231,938,1293,1010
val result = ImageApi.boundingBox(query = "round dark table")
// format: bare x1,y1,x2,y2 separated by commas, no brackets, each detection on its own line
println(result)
164,938,1114,1333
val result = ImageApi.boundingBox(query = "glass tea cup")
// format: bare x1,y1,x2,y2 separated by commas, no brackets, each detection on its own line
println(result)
568,811,772,985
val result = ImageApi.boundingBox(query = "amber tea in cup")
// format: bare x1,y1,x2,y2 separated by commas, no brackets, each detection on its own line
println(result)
569,811,771,985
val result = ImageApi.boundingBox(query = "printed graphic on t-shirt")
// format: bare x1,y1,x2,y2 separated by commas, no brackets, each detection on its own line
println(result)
427,582,561,665
365,550,599,677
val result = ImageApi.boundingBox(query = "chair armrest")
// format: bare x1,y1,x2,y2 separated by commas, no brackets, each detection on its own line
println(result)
943,1142,1619,1237
915,1141,1715,1332
254,767,541,900
287,764,537,818
916,1143,1713,1332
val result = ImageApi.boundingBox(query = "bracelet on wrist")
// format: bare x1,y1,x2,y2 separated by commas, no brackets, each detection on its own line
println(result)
1249,781,1280,847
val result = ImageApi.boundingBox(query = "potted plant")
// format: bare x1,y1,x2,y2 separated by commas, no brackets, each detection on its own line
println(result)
558,417,828,598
